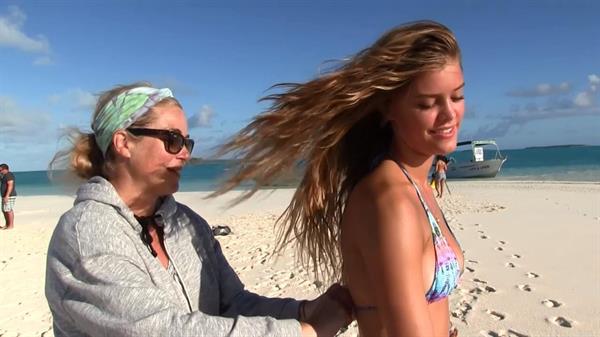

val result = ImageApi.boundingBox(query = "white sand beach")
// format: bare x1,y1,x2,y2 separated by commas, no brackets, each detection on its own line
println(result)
1,181,598,337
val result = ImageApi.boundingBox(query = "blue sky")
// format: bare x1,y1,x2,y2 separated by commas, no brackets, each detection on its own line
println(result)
1,0,599,171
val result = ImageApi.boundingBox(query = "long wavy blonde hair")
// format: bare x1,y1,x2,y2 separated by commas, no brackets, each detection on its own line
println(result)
212,21,462,282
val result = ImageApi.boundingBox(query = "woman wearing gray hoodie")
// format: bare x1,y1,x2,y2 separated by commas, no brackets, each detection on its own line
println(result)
45,83,353,337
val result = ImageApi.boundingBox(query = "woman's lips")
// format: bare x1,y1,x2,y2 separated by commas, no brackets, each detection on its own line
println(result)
429,126,456,139
167,167,182,177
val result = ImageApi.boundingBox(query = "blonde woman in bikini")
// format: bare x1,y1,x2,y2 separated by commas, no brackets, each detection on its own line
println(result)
212,21,465,337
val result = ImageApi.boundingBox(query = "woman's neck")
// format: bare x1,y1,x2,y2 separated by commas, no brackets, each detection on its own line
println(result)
109,175,159,217
389,145,434,186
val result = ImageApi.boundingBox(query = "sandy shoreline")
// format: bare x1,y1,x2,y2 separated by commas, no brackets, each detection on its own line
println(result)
1,181,598,337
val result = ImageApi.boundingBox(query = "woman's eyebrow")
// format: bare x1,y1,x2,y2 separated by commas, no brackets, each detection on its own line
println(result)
416,82,465,97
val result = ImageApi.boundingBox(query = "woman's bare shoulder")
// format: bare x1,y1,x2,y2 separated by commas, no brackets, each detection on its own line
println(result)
345,160,421,231
342,160,426,259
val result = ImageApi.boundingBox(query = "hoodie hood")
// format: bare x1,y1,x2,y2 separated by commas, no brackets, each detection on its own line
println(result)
74,176,179,233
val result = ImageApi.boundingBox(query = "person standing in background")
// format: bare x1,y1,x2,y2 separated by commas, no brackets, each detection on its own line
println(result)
434,155,449,198
0,163,17,229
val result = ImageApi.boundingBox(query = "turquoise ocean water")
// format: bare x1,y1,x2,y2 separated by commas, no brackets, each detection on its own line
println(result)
10,145,600,196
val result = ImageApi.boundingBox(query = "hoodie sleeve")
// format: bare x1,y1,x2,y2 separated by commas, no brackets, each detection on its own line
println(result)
45,206,302,337
183,206,303,320
212,234,303,319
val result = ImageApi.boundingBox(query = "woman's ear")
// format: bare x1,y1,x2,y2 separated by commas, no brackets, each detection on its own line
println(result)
378,97,393,126
112,130,132,159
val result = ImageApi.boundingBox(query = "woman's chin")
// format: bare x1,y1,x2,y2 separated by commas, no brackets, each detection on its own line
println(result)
438,140,458,154
165,182,180,195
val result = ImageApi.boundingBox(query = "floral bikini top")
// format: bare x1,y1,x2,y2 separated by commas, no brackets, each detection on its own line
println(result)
399,165,462,303
354,165,463,313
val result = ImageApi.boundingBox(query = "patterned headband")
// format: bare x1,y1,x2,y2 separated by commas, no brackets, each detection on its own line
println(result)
92,87,174,154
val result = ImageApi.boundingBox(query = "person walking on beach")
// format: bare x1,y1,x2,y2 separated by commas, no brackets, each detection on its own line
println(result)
1,163,17,230
45,83,352,337
211,21,465,337
435,155,449,198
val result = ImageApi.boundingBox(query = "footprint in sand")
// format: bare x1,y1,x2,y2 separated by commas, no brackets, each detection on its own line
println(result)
542,299,563,308
495,246,504,251
466,266,475,273
498,240,506,245
548,316,574,328
469,285,496,295
484,285,497,293
526,272,539,278
480,330,530,337
517,284,532,292
452,301,473,323
505,262,516,268
511,254,521,259
486,309,506,321
480,235,489,239
473,278,487,284
467,259,479,264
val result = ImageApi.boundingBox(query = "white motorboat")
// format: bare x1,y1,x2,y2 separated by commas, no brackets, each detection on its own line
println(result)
446,140,507,179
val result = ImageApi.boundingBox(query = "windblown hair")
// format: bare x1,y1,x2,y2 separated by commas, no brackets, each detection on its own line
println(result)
212,21,462,282
49,82,181,180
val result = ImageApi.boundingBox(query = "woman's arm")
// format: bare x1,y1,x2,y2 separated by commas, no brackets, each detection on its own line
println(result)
211,235,302,319
200,214,353,336
46,208,301,337
183,207,302,319
358,187,434,337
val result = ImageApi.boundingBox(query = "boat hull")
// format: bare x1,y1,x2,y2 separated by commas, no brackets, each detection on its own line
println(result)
446,158,506,179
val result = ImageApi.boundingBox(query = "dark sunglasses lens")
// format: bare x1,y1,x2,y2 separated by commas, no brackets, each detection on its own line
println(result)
166,133,185,154
165,132,194,154
185,139,195,153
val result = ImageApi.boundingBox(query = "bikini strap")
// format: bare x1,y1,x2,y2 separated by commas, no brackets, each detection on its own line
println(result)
397,165,432,213
397,164,444,236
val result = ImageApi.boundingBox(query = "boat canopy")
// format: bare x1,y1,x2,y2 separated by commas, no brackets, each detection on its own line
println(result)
457,140,499,147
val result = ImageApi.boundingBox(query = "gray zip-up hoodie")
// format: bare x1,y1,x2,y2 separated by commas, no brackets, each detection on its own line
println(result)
45,177,302,337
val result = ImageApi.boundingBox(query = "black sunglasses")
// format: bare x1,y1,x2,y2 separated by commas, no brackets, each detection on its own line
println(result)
127,128,195,155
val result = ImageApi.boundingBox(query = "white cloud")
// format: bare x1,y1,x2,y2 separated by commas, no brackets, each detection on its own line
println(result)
537,83,551,94
188,105,215,128
47,88,97,112
468,78,600,141
507,81,571,97
570,74,600,108
0,96,52,138
0,97,59,171
559,82,569,90
574,92,594,108
70,89,96,112
0,6,49,53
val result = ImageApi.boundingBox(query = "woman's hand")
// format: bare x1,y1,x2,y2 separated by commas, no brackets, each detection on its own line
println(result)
300,283,354,337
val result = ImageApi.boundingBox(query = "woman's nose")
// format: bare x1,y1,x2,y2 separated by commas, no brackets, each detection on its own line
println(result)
440,99,456,121
177,145,191,161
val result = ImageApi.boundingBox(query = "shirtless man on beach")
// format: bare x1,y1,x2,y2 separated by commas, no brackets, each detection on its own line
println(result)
1,163,17,229
435,156,448,198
